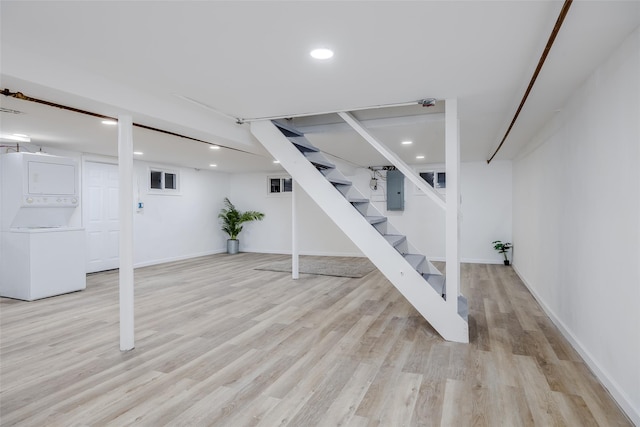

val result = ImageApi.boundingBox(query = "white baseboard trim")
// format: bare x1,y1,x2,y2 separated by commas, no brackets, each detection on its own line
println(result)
512,264,639,426
229,252,505,265
133,249,226,268
240,248,365,257
461,258,505,264
417,257,505,265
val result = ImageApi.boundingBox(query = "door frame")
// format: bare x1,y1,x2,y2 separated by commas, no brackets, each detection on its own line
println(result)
82,155,119,273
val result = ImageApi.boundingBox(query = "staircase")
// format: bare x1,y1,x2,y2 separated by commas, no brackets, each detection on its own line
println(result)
250,119,468,343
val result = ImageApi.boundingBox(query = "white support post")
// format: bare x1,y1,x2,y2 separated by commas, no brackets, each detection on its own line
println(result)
445,99,460,310
292,180,299,279
118,115,135,351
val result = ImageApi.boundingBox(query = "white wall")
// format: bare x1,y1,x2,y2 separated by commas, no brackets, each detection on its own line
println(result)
229,172,361,256
350,161,512,263
132,162,230,267
0,148,232,270
349,167,446,260
513,28,640,424
461,161,512,263
230,160,512,263
1,143,513,269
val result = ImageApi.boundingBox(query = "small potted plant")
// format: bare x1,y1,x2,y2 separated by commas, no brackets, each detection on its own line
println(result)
218,197,265,254
492,240,512,265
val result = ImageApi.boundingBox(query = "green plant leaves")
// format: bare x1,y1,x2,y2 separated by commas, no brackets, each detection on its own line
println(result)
218,197,265,240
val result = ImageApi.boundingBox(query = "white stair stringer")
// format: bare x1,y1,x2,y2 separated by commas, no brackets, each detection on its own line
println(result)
250,120,469,343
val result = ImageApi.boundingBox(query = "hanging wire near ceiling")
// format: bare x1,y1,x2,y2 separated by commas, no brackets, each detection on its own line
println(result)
486,0,573,164
318,149,368,169
0,88,256,155
0,144,20,153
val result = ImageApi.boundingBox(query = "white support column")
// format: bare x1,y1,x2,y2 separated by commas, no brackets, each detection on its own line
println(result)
292,180,299,279
445,99,460,310
118,115,135,351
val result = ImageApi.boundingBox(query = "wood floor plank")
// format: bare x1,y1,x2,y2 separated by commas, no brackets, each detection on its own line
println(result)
377,371,422,427
514,354,565,426
552,391,599,427
0,254,633,426
317,362,378,427
223,393,282,427
285,357,360,426
408,379,445,427
492,384,534,427
440,379,472,426
355,335,414,419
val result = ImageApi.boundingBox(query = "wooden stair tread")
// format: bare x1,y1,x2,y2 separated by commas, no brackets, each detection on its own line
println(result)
383,234,406,247
403,254,425,271
348,197,369,204
273,120,304,137
365,216,387,225
289,136,319,152
423,273,445,296
328,177,352,186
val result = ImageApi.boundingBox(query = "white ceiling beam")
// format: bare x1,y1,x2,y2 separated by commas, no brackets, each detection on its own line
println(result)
296,113,444,134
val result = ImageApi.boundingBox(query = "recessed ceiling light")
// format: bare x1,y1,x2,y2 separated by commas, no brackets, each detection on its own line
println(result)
210,145,220,150
13,133,29,138
401,140,413,145
273,160,280,164
101,120,117,126
416,155,425,159
133,151,143,155
209,164,217,167
310,48,334,60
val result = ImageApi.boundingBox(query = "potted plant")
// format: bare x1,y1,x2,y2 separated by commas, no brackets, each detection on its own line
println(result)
218,197,265,254
492,240,512,265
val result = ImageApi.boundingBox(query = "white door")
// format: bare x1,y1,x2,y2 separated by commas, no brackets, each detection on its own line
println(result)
84,161,119,273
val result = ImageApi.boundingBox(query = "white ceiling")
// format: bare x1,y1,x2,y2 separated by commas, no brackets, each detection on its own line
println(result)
1,1,638,172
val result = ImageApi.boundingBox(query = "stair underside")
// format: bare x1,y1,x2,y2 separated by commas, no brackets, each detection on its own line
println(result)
307,157,334,169
423,273,445,296
348,197,369,204
327,177,351,186
458,295,468,320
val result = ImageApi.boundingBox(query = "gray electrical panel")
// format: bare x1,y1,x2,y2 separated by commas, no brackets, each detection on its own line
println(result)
386,169,404,211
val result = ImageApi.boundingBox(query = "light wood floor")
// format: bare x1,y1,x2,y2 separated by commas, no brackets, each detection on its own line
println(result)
0,253,631,426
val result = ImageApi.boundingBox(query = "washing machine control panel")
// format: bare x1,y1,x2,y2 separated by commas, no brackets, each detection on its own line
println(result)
24,196,79,207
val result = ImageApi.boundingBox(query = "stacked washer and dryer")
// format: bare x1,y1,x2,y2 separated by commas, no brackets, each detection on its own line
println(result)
0,152,86,300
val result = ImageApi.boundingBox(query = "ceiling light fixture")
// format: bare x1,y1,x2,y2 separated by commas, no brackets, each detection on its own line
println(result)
133,151,143,155
401,140,413,145
416,155,425,159
273,160,280,164
210,145,220,150
310,48,334,60
101,120,117,126
209,164,217,167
